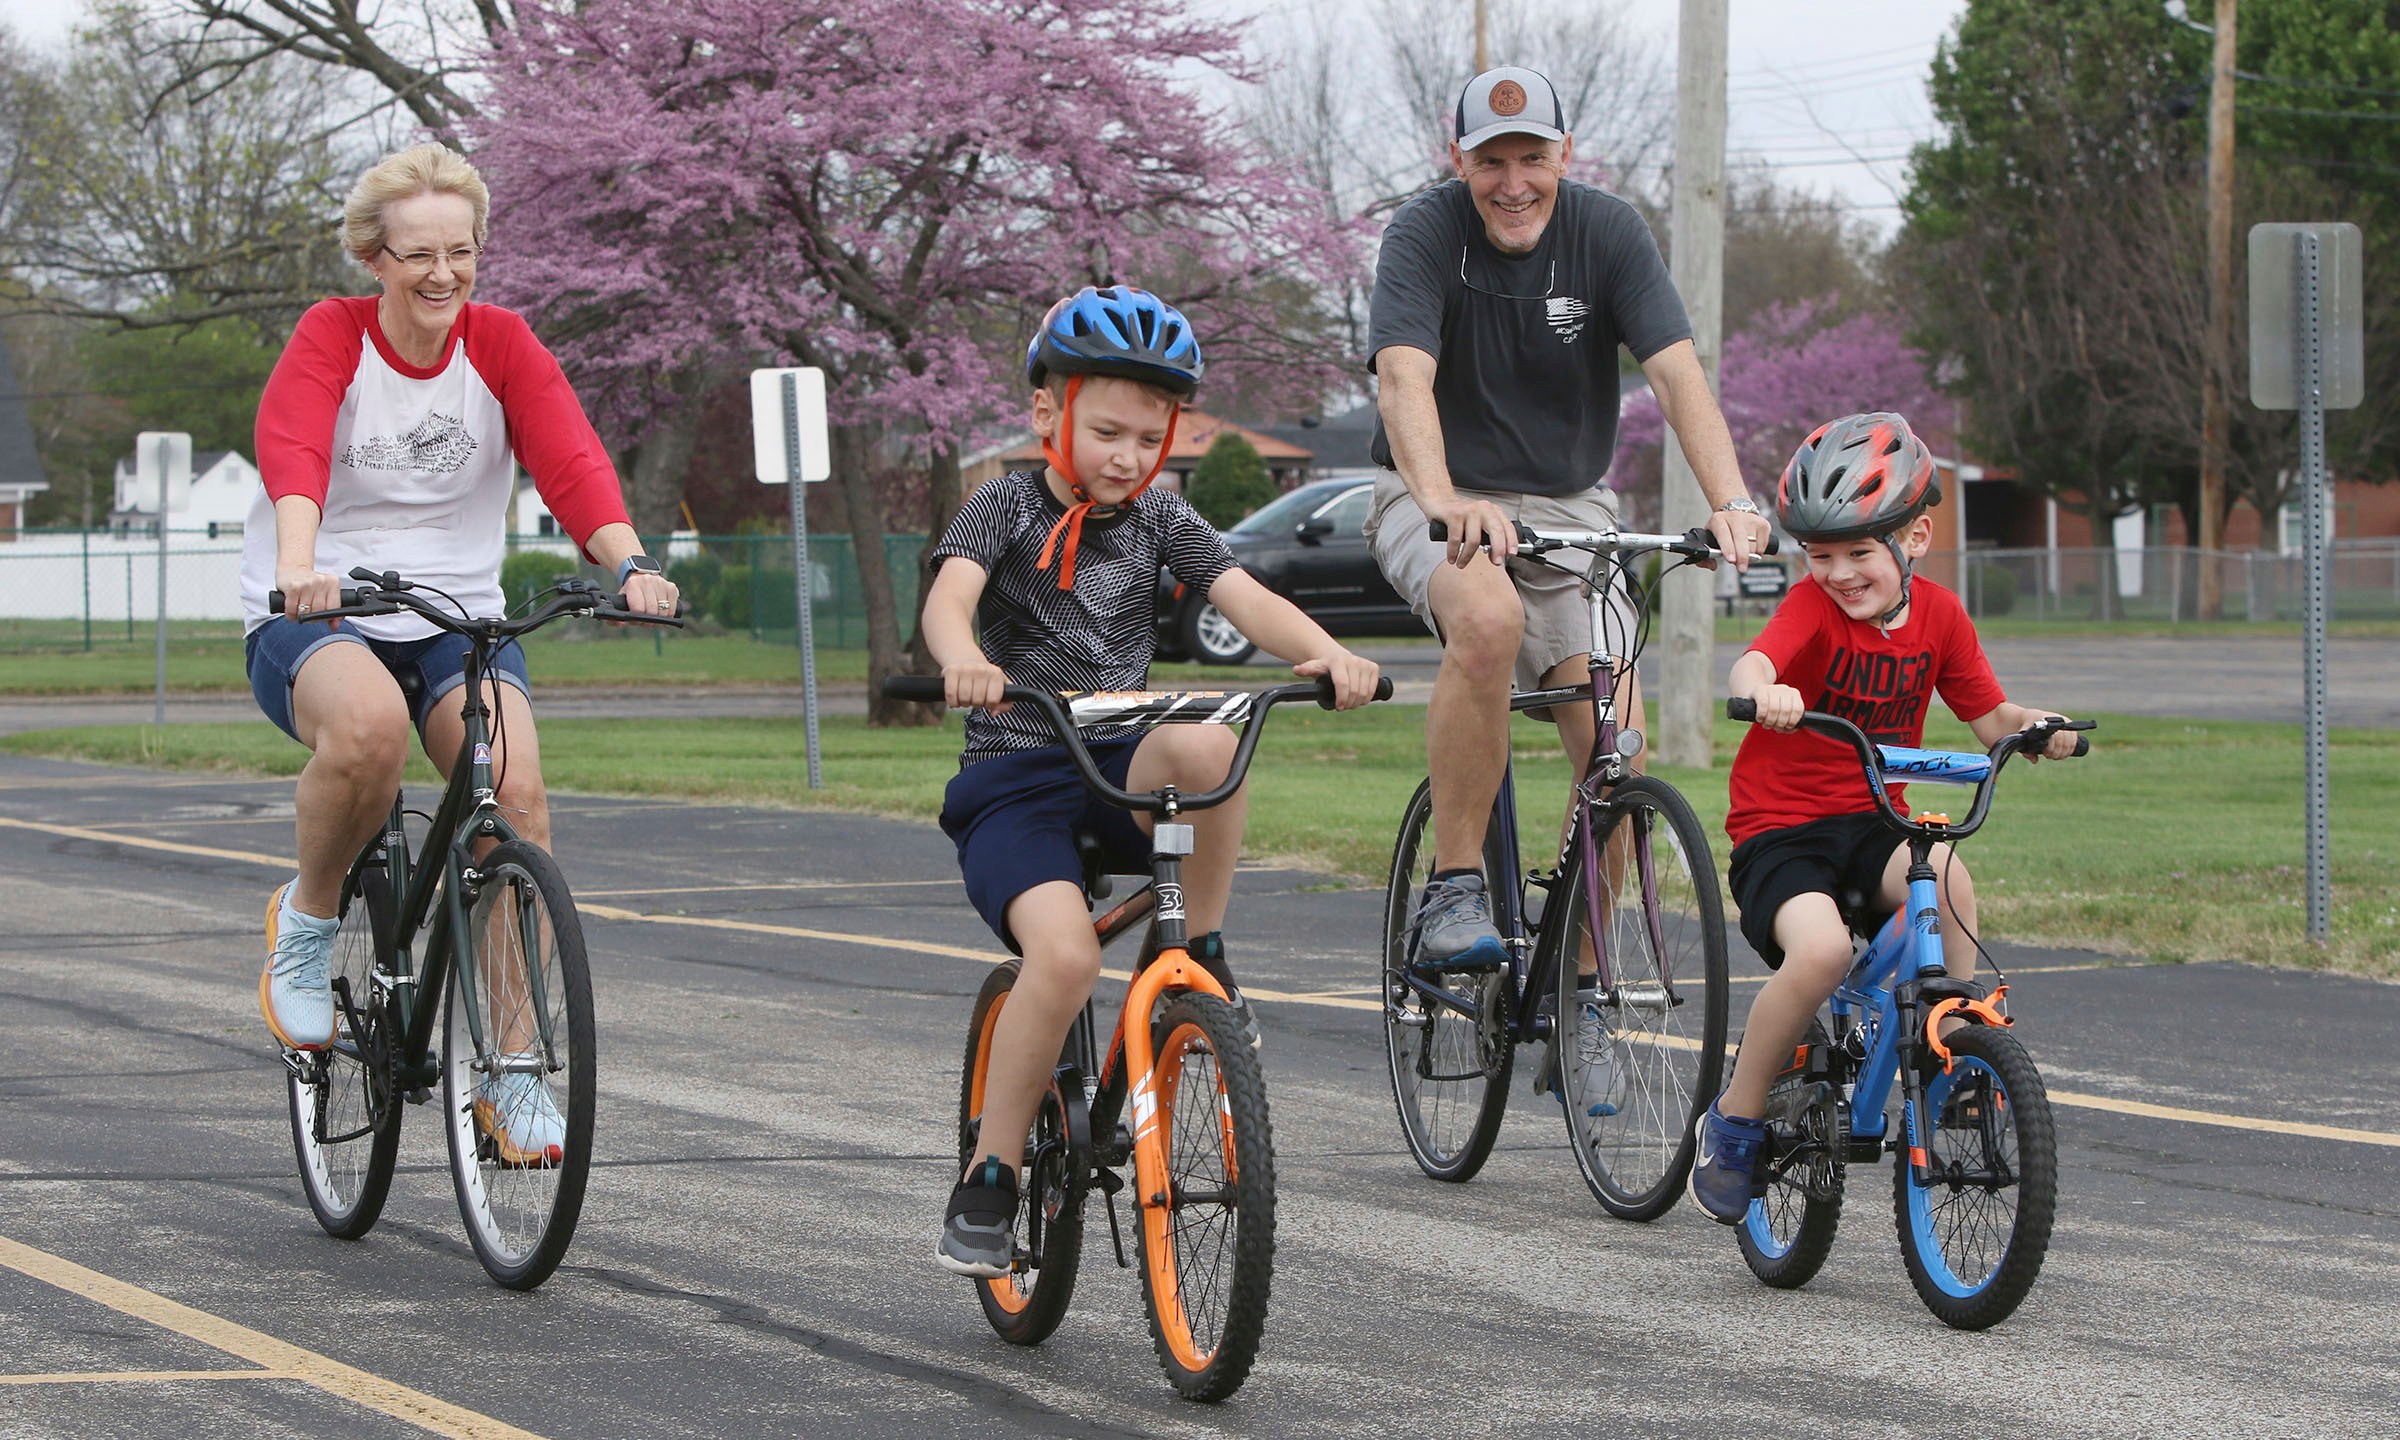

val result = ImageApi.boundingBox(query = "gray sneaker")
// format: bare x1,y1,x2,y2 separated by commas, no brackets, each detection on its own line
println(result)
937,1158,1018,1278
1409,873,1507,973
1571,987,1621,1118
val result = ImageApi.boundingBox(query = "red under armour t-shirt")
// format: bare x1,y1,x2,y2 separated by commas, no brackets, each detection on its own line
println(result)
1726,576,2005,846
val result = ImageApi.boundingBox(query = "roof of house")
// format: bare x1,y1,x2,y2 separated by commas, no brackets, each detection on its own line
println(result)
1255,400,1379,472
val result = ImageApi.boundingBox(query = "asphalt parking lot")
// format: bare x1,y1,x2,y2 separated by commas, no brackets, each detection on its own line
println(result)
3,752,2396,1440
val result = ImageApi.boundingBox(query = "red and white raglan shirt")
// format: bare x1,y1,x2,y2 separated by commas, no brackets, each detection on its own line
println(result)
1725,575,2007,847
243,296,629,640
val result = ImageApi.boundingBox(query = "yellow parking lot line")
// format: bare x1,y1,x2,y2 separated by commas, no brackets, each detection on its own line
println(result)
0,1235,542,1438
11,816,2397,1151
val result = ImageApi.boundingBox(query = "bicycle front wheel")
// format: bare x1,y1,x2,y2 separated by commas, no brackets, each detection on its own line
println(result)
1552,775,1728,1220
288,854,402,1238
1382,778,1513,1182
958,962,1085,1345
1894,1025,2057,1330
1136,993,1274,1403
440,840,595,1291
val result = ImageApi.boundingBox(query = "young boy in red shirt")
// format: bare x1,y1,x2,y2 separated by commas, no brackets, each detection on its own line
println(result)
1689,412,2081,1223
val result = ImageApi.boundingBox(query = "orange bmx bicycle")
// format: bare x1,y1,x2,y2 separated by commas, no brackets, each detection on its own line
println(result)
884,673,1389,1401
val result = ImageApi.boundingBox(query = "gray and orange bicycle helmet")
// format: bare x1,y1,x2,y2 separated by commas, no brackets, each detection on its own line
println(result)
1777,412,1941,630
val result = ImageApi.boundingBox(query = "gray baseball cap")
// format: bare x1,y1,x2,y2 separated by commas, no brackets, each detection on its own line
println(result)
1455,67,1568,151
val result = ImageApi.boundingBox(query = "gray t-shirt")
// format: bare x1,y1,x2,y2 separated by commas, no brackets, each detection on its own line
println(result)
930,470,1238,762
1368,179,1690,497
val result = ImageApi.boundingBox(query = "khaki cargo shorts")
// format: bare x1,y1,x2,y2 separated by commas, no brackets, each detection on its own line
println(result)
1362,474,1638,696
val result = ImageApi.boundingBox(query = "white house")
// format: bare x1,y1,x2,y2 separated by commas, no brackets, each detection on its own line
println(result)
110,450,262,537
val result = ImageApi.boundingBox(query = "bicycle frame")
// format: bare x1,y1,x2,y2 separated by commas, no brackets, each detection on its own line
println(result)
1726,701,2091,1183
346,641,526,1098
891,673,1388,1271
1399,524,1717,1049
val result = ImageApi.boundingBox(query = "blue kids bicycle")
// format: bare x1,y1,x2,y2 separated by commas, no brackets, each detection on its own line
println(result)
1723,698,2091,1330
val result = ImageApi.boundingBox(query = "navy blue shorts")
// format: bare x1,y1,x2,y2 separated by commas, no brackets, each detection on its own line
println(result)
940,737,1151,954
244,617,532,744
1727,811,1900,969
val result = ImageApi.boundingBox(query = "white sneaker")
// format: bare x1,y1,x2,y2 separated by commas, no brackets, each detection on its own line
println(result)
260,882,337,1050
475,1067,567,1167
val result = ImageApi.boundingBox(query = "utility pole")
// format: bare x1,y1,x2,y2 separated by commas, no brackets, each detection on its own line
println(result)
1658,0,1727,768
1474,0,1489,74
2198,0,2239,619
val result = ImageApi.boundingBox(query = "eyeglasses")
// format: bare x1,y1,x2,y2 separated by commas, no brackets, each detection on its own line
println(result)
1458,247,1555,302
379,244,482,276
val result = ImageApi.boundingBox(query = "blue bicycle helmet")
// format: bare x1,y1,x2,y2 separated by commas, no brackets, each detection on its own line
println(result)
1023,285,1204,398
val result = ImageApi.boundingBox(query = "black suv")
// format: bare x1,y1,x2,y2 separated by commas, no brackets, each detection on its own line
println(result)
1157,477,1417,665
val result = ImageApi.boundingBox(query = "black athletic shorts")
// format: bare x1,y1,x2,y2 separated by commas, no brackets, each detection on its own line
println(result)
1727,811,1900,969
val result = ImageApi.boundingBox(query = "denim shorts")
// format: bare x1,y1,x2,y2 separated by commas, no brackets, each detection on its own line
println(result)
244,618,532,743
939,737,1151,954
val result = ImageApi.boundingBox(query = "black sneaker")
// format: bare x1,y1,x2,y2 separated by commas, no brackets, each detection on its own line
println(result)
1194,932,1262,1053
938,1157,1017,1278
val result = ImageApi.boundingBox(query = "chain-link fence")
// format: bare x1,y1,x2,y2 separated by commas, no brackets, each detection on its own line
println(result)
0,528,930,653
1931,542,2400,624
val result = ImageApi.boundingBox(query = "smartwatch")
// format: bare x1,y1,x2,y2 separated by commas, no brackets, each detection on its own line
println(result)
615,554,663,588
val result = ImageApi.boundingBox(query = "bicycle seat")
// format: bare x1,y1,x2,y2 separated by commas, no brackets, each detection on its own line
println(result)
394,666,425,711
1836,886,1896,943
1075,830,1146,903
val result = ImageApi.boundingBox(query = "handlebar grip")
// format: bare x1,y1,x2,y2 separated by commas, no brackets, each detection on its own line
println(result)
1313,674,1397,709
1726,697,1757,722
882,675,950,704
1687,525,1781,557
2072,735,2089,758
605,595,692,619
1425,519,1535,547
269,588,363,615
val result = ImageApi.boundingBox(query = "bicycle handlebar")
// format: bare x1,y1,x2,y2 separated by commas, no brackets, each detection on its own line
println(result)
882,673,1395,815
271,567,686,636
1426,519,1779,558
1724,696,2092,841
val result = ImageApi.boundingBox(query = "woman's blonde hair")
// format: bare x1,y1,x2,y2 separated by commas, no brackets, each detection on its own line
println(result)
341,143,489,264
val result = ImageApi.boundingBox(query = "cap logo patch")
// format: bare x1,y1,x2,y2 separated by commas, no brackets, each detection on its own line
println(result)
1490,80,1528,116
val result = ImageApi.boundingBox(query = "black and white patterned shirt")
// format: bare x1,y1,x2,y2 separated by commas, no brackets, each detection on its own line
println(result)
932,469,1238,762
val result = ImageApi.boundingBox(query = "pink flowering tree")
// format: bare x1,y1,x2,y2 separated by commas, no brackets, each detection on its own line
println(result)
469,0,1365,719
1614,300,1956,524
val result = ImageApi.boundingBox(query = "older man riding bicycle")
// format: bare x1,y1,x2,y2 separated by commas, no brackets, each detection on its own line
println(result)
1362,65,1773,972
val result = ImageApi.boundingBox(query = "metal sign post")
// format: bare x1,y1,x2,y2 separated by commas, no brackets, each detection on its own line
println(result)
135,431,193,726
749,368,832,788
2249,223,2362,947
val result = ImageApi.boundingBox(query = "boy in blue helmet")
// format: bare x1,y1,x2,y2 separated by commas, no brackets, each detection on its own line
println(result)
921,285,1381,1276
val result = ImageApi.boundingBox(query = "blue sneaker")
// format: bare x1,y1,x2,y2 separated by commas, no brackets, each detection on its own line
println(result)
1688,1103,1768,1224
1409,873,1507,973
260,881,337,1051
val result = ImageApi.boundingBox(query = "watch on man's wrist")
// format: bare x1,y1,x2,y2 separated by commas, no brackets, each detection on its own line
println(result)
615,554,663,588
1717,496,1763,517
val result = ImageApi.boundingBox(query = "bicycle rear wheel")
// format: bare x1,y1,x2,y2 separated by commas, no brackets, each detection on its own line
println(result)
1738,1019,1844,1288
1551,775,1728,1220
287,853,403,1239
1137,993,1274,1403
1381,778,1513,1181
1894,1026,2057,1330
957,963,1085,1345
440,840,595,1291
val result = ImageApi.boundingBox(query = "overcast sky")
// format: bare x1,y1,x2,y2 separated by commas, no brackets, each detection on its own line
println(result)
8,0,1972,231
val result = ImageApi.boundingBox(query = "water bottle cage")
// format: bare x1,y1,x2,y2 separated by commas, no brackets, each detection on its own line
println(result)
1922,984,2012,1074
